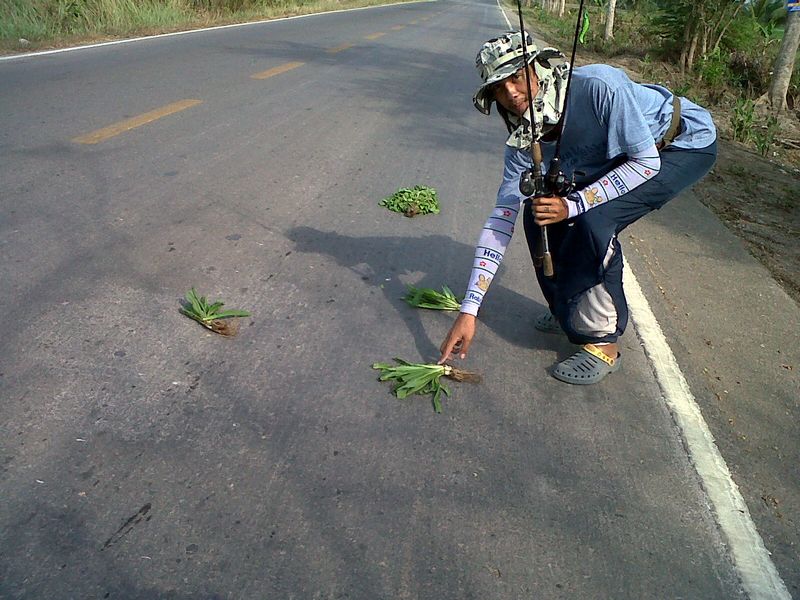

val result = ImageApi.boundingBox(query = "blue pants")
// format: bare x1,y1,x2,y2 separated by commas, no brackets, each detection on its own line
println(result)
523,141,718,345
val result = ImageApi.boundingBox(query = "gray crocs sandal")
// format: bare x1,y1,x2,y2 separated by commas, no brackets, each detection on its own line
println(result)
535,312,563,334
552,344,621,385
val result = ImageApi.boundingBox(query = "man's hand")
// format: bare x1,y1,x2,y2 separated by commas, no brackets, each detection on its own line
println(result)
533,195,568,225
438,313,477,364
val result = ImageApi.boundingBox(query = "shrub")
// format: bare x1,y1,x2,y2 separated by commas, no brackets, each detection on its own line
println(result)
698,48,729,88
753,115,780,157
730,98,756,143
728,51,771,97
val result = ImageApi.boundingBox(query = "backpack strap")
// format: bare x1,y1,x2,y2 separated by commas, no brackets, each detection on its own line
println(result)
656,94,682,150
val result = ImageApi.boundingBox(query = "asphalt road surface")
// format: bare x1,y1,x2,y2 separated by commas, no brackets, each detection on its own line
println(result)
1,0,796,598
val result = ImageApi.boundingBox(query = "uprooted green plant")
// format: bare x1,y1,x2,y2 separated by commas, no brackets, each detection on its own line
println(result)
403,284,462,311
379,185,440,217
372,358,481,413
180,288,250,336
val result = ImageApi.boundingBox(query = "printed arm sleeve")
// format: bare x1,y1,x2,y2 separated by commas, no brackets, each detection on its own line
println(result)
565,143,660,218
460,147,528,317
459,205,520,316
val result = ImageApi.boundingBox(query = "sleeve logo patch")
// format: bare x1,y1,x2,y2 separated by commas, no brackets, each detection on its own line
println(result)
607,171,627,195
482,248,502,261
585,187,603,205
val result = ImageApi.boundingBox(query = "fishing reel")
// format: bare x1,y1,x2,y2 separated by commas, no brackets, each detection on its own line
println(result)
518,157,575,199
520,156,576,278
544,157,576,197
518,168,541,198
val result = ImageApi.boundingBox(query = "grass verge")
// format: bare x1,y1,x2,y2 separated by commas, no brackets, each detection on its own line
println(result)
0,0,418,54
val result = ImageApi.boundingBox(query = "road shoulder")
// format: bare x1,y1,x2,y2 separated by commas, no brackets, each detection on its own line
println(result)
624,182,800,598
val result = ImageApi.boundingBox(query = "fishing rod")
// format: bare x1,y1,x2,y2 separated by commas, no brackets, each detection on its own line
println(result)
515,0,587,277
514,3,550,275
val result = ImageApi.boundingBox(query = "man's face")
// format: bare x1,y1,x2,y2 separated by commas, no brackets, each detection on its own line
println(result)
492,65,539,116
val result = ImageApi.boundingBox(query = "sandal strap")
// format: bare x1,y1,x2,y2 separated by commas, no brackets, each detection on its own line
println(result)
583,344,616,366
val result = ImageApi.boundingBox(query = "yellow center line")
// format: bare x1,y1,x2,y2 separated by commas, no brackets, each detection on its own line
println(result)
390,25,405,31
327,42,354,53
251,61,305,80
365,32,386,40
72,99,202,145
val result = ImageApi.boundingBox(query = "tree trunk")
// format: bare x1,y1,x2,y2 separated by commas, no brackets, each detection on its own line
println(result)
768,9,800,112
558,0,565,18
701,25,708,58
679,5,700,75
679,29,690,75
604,0,617,40
686,27,700,72
681,21,700,73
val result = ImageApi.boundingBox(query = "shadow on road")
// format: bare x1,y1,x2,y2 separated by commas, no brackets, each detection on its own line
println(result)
286,225,555,360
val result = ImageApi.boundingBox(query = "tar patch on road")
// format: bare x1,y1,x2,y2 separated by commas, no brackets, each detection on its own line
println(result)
102,503,152,550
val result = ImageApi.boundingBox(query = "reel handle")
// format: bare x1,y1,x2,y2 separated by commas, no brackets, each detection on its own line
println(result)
542,252,554,278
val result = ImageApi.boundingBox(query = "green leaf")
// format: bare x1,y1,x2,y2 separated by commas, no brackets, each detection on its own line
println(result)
180,307,206,324
432,387,443,413
379,185,440,217
579,10,590,44
187,288,204,315
403,284,461,311
213,309,251,319
182,289,249,326
207,301,225,314
373,358,454,412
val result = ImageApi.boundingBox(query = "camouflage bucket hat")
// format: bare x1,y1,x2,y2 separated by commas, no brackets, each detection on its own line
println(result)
473,31,569,144
473,31,538,115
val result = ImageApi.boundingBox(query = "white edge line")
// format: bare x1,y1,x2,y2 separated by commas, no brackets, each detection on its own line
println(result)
497,0,512,28
624,263,791,600
0,0,435,63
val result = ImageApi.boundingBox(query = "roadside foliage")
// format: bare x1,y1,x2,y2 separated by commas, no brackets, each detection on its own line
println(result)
529,0,799,157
